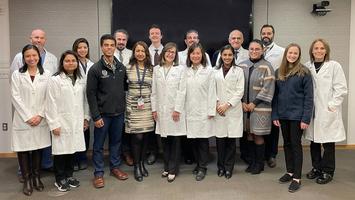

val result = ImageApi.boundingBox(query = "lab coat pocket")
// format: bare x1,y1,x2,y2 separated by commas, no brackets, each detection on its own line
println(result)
321,109,338,130
59,113,72,135
12,113,31,131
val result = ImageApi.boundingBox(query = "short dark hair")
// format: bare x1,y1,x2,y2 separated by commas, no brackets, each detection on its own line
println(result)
19,44,44,75
100,34,116,46
114,29,129,40
148,24,163,35
55,50,82,79
72,38,90,59
260,24,275,34
185,29,199,39
186,43,207,68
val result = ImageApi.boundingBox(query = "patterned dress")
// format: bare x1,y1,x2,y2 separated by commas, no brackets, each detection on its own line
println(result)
125,64,154,134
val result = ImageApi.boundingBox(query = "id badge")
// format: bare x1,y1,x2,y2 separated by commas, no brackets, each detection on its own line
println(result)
137,97,145,109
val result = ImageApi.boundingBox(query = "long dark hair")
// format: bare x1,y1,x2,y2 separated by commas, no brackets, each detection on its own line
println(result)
72,38,90,59
216,44,236,69
19,44,44,75
54,50,82,79
129,41,153,69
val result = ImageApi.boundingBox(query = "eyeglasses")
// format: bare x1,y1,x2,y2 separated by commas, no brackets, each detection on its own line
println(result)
166,50,176,54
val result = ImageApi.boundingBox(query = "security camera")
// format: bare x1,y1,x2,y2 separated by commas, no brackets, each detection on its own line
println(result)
312,1,332,16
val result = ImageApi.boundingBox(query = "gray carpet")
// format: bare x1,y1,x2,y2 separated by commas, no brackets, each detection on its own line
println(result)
0,149,354,200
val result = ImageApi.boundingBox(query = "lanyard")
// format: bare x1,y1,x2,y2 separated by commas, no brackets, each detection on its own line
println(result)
136,65,147,97
79,60,87,73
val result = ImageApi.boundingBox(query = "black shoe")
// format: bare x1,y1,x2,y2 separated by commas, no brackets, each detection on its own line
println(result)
306,168,322,179
134,165,143,182
251,163,264,175
195,170,206,181
217,169,224,177
161,171,168,178
32,175,44,191
279,173,293,183
54,179,70,192
288,180,301,193
146,153,156,165
224,171,232,179
316,172,333,184
67,177,80,188
245,163,253,173
240,155,251,165
41,166,54,172
140,161,149,177
167,174,176,183
267,157,276,168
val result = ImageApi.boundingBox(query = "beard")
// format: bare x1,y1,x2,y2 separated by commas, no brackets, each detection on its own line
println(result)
262,37,273,46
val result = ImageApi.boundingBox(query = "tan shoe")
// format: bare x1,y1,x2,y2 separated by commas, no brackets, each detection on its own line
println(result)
93,176,104,188
110,169,128,180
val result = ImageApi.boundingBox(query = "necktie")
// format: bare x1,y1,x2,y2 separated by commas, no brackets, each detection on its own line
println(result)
119,50,123,63
234,49,239,61
154,49,159,66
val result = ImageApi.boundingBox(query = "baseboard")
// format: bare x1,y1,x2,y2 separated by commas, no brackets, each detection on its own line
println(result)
2,145,355,158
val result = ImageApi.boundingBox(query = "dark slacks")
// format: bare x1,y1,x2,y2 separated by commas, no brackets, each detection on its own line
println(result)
54,154,74,182
280,120,303,179
310,141,335,175
216,137,236,172
181,136,194,162
161,136,182,174
191,138,209,170
265,123,280,159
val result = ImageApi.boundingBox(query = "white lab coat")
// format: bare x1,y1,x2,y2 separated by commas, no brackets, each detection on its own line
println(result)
215,47,249,65
114,48,132,67
264,42,285,70
185,65,215,138
151,65,187,137
11,70,51,152
10,50,58,75
304,60,348,143
45,73,90,155
178,48,212,67
211,66,245,138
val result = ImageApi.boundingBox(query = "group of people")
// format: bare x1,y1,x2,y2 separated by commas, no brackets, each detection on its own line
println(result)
10,23,347,196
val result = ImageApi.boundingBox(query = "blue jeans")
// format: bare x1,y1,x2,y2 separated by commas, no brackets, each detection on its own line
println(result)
41,146,53,169
92,114,124,177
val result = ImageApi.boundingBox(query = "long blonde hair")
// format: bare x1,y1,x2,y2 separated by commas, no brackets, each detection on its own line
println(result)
278,43,309,81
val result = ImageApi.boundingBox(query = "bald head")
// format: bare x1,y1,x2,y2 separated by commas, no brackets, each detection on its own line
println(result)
228,29,244,50
30,29,46,52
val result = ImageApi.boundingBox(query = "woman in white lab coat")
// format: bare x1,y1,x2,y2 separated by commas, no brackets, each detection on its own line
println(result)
304,39,348,184
212,45,244,179
185,43,215,181
46,50,89,192
72,38,94,171
151,42,186,182
11,44,51,196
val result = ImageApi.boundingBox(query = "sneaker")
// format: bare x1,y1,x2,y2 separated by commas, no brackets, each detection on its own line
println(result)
279,173,293,183
54,179,70,192
316,172,333,184
306,168,322,179
288,180,301,193
67,177,80,188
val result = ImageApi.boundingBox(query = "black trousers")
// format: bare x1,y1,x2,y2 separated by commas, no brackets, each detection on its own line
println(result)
280,120,303,179
131,133,149,164
310,141,335,175
181,136,194,162
265,123,280,159
191,138,209,170
161,136,182,174
54,154,74,182
216,137,236,172
147,130,160,155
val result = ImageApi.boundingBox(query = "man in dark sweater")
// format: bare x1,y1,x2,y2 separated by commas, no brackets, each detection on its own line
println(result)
87,34,128,188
